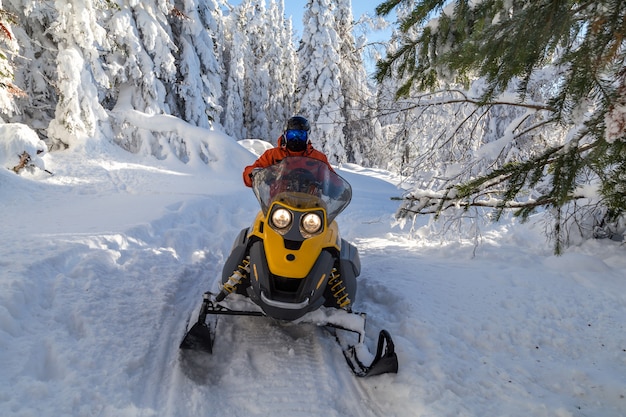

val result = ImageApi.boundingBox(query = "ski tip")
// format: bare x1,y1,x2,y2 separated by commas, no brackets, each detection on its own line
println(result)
364,329,399,377
343,329,399,377
179,322,214,354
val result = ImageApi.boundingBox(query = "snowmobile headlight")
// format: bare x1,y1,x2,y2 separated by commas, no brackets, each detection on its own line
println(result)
301,212,322,235
271,208,292,230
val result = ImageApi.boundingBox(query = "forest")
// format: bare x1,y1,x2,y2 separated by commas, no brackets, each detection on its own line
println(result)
0,0,624,250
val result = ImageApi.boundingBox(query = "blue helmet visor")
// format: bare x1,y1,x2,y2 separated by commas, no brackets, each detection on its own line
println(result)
284,129,308,151
285,129,308,142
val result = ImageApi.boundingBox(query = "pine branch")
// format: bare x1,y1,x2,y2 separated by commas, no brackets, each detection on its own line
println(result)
375,89,556,117
395,139,603,219
393,192,585,216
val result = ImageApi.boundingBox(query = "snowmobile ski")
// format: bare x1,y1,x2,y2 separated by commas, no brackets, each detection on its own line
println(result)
337,329,398,377
180,292,264,353
179,293,215,353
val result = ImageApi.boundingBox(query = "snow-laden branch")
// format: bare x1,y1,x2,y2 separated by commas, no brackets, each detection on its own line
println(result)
377,89,556,118
394,138,603,219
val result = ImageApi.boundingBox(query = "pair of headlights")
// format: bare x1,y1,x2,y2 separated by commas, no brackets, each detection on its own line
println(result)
271,207,323,235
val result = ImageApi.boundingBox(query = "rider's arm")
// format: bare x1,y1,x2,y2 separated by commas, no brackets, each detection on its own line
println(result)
243,148,279,187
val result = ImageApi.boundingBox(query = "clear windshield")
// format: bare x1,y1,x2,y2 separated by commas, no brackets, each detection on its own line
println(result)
252,157,352,223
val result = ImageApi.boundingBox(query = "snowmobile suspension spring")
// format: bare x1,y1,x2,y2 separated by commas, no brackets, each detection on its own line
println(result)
328,268,351,309
222,257,250,295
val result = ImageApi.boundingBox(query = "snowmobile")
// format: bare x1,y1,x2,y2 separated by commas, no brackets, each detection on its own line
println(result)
180,156,398,377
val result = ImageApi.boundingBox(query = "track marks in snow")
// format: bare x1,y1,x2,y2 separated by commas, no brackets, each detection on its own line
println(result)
210,318,339,416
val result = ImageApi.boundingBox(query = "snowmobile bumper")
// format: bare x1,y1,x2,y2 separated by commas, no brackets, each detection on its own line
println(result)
246,240,332,321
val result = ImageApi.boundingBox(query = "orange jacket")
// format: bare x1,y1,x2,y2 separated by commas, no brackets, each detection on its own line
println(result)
243,136,334,187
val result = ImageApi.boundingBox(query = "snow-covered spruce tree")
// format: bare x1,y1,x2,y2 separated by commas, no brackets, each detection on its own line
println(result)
165,0,226,163
2,2,59,143
221,4,247,140
221,0,296,142
0,8,24,117
376,0,626,252
333,0,379,165
237,0,270,141
5,0,229,162
42,0,111,150
3,1,111,149
0,7,49,174
7,1,179,155
297,0,346,164
265,0,297,142
169,0,224,129
104,1,181,158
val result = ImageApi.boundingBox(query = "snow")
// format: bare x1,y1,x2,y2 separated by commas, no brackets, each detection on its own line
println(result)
2,128,626,417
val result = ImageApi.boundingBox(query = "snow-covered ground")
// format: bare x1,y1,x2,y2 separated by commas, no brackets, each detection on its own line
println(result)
1,132,625,417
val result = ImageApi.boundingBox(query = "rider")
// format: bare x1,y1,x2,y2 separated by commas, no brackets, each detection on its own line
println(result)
242,115,334,187
217,116,352,308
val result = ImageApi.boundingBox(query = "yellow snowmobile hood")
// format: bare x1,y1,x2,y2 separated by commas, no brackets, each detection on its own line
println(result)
248,202,341,279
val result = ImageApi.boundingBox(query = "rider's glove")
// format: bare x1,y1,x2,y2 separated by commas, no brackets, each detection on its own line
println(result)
249,168,262,180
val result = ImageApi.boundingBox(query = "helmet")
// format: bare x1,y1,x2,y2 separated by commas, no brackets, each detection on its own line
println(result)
285,116,310,132
284,116,310,152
